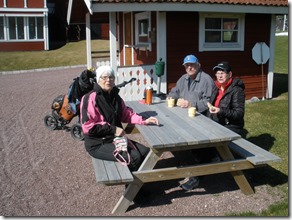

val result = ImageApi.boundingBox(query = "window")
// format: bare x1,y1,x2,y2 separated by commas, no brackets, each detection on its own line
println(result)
8,17,24,40
0,17,4,40
199,13,245,51
0,16,44,41
8,17,16,39
138,19,149,37
29,17,43,39
134,12,151,51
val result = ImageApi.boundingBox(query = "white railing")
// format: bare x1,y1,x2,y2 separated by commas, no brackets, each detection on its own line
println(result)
96,61,165,101
117,65,157,101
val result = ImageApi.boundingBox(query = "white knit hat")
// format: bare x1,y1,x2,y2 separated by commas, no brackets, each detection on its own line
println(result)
95,65,115,81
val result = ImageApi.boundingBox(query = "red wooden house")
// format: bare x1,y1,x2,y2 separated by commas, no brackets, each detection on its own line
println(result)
0,0,108,51
0,0,49,51
69,0,288,100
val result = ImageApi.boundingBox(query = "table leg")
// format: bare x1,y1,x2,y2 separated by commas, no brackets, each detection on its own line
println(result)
111,150,162,214
216,144,255,195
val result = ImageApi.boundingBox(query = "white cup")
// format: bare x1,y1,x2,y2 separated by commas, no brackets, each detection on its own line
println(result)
167,98,175,107
188,107,196,117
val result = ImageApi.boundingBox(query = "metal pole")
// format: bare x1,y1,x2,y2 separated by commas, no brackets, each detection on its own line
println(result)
157,77,161,95
260,43,265,100
261,64,265,100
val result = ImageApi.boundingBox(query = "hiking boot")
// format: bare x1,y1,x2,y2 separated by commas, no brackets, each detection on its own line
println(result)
211,153,221,162
180,176,200,191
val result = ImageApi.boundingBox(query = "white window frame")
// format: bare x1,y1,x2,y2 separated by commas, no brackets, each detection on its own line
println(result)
134,11,151,51
0,14,44,42
199,13,245,51
8,17,25,40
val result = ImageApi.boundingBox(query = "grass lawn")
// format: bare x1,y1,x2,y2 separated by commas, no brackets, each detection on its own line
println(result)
0,36,288,216
228,35,288,216
239,98,288,216
274,36,288,73
0,39,109,71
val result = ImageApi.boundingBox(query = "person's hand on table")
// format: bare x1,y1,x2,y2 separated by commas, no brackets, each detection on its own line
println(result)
178,99,190,108
145,116,160,125
176,98,183,107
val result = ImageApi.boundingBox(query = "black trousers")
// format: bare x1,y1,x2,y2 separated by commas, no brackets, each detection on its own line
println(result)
88,139,150,171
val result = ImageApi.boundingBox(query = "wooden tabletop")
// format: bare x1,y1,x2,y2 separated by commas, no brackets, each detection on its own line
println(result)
126,100,241,152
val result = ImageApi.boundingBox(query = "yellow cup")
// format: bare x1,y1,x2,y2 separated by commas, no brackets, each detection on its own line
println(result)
188,107,196,117
167,98,175,107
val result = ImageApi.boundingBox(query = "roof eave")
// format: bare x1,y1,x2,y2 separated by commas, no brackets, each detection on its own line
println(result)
90,2,288,14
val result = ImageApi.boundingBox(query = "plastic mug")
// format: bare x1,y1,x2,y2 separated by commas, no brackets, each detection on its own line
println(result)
167,98,175,107
188,107,196,117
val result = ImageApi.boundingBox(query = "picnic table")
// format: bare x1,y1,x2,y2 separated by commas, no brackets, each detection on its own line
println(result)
91,100,281,214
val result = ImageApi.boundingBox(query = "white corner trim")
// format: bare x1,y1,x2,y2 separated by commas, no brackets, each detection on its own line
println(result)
84,0,92,14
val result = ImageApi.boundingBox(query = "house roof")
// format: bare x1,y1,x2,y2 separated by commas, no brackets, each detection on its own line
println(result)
67,0,288,24
91,0,288,6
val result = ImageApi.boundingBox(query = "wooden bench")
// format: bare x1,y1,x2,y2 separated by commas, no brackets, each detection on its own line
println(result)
228,138,281,166
91,157,134,186
90,124,138,186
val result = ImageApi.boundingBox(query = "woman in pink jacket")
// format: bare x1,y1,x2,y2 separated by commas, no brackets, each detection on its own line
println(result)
80,66,159,171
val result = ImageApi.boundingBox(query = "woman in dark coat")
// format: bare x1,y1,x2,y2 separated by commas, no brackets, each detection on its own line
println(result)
207,61,245,135
80,65,159,171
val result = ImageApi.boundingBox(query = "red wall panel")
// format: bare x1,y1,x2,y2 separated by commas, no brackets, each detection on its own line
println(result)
27,0,44,8
0,42,45,51
5,0,44,8
7,0,24,8
166,12,271,100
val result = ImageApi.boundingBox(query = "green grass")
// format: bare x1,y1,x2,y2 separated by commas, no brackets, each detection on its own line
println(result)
0,39,110,71
225,52,288,215
274,36,288,73
0,36,288,216
225,100,288,216
245,100,288,173
226,73,288,216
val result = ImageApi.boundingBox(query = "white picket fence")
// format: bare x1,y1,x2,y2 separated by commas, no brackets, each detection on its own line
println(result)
96,61,165,101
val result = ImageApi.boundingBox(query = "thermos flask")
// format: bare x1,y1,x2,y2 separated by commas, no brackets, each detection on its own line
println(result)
145,86,153,105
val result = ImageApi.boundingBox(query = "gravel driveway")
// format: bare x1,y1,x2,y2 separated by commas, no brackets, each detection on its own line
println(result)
0,66,284,216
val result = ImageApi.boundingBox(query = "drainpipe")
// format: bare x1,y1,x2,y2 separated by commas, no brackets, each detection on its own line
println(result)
109,12,117,72
86,12,92,69
267,14,276,99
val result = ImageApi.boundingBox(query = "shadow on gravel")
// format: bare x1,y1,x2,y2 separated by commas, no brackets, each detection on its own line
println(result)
128,166,287,211
127,135,287,211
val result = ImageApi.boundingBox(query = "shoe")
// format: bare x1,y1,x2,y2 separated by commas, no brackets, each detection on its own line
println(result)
211,153,221,162
180,176,200,191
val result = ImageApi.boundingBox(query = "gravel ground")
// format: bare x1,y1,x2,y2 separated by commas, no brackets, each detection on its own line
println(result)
0,66,284,217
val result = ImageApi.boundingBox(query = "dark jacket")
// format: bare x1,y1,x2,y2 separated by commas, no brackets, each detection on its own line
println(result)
81,84,123,150
207,78,245,134
80,83,145,153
